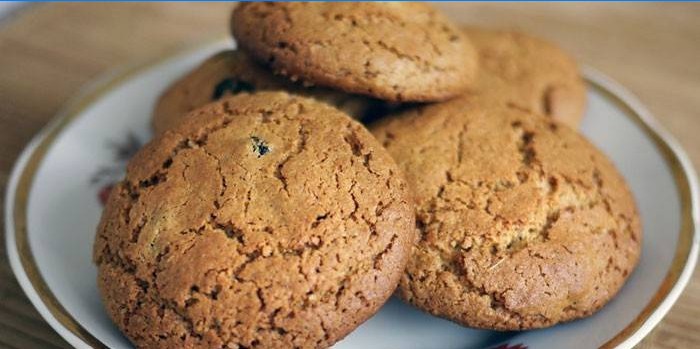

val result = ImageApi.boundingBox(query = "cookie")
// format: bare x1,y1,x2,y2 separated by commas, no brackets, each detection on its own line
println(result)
153,50,383,134
371,97,641,330
231,2,477,102
464,27,587,129
95,92,416,348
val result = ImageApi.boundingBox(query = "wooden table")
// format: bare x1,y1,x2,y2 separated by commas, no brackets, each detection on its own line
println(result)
0,3,698,349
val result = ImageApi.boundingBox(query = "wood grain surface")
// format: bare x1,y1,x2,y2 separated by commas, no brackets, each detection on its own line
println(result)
0,3,698,349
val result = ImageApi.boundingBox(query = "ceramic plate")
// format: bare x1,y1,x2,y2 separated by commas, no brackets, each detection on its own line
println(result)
5,39,699,349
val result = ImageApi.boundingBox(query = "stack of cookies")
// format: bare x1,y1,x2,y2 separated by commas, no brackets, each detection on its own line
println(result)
94,3,641,348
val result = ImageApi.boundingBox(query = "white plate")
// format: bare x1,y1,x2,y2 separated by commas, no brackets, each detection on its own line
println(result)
5,39,699,349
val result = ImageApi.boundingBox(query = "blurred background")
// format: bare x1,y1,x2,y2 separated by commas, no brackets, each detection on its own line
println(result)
0,2,24,20
0,3,698,349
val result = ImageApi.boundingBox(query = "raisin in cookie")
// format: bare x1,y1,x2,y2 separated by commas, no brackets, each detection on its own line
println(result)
465,27,587,129
95,92,416,348
231,2,477,102
371,97,641,330
153,50,382,134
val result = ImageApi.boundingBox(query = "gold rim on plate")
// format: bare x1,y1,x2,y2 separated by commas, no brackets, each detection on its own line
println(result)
7,48,699,349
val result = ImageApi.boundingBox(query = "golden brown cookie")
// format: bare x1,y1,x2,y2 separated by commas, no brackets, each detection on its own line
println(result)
465,27,587,129
371,97,641,330
153,50,383,134
231,2,477,102
95,92,416,348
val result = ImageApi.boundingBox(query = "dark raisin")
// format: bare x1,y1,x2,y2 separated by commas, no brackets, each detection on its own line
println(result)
212,78,255,100
250,136,270,158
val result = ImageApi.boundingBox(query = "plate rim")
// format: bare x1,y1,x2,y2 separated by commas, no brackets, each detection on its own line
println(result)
4,45,699,349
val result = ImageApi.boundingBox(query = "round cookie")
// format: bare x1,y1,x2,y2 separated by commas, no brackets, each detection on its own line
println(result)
464,27,587,129
371,97,641,330
153,50,383,134
95,92,416,348
231,2,477,102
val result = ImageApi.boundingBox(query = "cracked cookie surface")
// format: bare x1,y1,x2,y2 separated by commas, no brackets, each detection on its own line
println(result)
371,97,641,330
231,2,477,102
464,27,587,129
152,50,383,135
95,92,416,348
